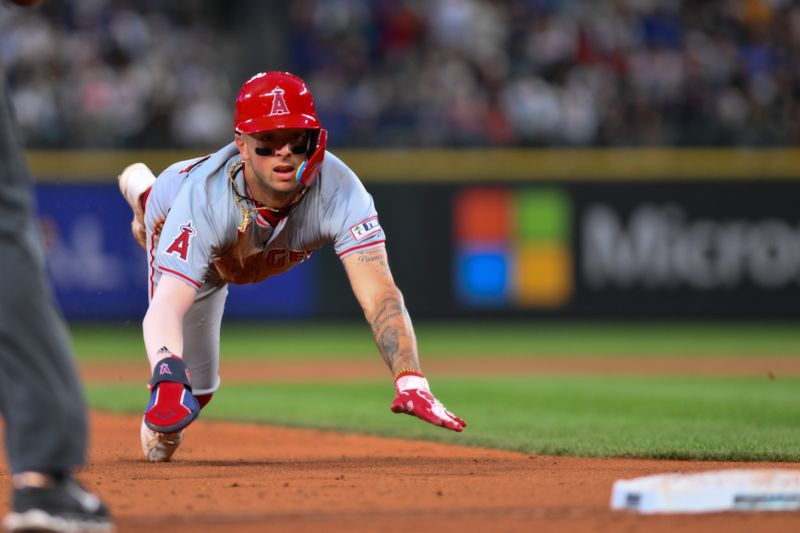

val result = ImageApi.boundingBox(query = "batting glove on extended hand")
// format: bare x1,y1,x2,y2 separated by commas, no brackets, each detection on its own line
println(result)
390,372,466,432
144,356,200,433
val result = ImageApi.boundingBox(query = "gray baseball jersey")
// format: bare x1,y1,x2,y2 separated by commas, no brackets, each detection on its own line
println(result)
144,142,385,298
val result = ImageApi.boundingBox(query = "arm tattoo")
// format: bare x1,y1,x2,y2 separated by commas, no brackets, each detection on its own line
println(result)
355,252,382,264
370,296,404,334
378,326,399,365
369,295,417,371
355,250,391,277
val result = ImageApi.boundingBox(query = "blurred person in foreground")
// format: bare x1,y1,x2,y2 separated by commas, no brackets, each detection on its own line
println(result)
0,1,113,532
118,70,466,463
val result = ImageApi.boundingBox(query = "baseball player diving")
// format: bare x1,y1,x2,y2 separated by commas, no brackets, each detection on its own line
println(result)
118,71,466,462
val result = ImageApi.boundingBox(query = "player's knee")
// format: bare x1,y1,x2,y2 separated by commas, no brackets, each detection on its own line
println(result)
194,393,214,410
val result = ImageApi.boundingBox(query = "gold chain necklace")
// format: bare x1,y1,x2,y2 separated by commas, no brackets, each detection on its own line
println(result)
228,161,307,233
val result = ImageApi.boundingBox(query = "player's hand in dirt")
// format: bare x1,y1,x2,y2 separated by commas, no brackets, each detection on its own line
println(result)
390,372,466,432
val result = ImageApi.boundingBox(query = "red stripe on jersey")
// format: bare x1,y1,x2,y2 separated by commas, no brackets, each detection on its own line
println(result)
338,240,386,258
159,267,202,289
140,187,152,212
179,155,212,174
256,208,285,227
148,233,157,300
244,181,288,227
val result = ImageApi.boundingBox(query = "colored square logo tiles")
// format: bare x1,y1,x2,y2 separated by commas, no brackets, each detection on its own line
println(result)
454,187,572,309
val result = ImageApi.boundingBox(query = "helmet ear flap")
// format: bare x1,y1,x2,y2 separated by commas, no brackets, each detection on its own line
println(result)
306,130,321,157
296,129,327,187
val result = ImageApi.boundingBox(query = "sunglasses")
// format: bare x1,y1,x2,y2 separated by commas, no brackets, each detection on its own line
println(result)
252,132,310,156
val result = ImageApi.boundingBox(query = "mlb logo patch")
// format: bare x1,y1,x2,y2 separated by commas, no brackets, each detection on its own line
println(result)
350,216,382,241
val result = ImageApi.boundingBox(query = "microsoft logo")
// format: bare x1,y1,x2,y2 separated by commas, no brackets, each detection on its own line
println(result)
454,187,573,308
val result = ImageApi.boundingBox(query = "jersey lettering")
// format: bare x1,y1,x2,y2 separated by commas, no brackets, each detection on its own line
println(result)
269,86,290,116
289,250,308,262
266,248,309,266
165,221,196,261
267,249,286,265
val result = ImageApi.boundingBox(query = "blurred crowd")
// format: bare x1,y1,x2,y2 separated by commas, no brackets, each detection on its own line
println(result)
292,0,799,147
2,0,798,148
0,0,233,148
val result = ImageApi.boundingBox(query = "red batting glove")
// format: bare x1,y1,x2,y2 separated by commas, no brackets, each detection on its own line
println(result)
390,372,466,432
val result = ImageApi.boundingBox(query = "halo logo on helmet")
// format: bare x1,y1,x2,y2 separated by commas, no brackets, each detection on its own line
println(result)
234,71,328,187
267,87,290,116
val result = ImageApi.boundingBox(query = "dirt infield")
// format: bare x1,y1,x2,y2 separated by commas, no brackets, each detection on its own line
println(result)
4,412,800,533
3,357,800,532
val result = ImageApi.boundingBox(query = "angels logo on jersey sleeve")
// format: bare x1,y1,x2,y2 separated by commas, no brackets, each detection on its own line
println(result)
165,221,196,261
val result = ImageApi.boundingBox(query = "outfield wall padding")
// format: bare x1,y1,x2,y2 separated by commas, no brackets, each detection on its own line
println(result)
30,150,800,319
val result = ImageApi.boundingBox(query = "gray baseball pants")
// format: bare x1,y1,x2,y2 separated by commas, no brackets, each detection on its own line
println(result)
0,77,88,474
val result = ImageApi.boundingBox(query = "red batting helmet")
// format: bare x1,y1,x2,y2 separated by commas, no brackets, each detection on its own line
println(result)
234,71,326,187
234,71,321,134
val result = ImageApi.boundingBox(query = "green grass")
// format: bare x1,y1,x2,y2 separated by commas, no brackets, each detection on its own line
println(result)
75,321,800,460
70,320,800,361
85,374,800,462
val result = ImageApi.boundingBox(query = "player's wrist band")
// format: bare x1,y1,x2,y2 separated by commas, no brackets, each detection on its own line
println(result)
393,368,424,381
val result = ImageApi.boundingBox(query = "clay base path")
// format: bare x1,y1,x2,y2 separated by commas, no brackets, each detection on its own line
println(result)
79,355,800,384
3,411,800,533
